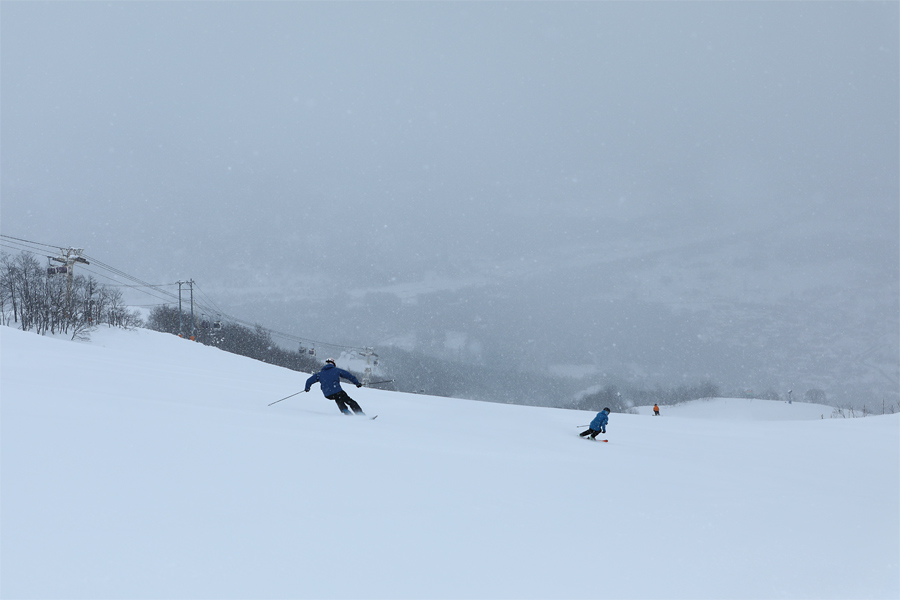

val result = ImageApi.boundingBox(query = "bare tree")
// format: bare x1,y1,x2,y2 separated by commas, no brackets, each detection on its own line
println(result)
69,318,96,341
0,251,143,336
0,253,18,325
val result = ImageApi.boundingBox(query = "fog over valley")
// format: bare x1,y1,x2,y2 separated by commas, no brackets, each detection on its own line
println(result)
2,2,897,409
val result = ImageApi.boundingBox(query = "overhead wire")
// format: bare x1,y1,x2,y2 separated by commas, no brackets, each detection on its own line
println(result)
78,265,181,305
1,237,184,306
190,281,226,315
0,234,370,354
0,234,62,252
0,239,59,257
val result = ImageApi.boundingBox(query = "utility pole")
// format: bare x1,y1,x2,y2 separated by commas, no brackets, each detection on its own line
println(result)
177,280,184,337
176,280,196,340
189,279,195,340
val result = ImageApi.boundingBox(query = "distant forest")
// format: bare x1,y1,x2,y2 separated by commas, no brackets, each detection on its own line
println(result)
145,304,323,375
374,345,725,412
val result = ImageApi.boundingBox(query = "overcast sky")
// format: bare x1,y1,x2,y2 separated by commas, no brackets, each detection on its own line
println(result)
2,2,898,399
4,1,897,269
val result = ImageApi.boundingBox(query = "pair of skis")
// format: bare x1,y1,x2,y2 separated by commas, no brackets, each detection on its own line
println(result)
576,425,607,442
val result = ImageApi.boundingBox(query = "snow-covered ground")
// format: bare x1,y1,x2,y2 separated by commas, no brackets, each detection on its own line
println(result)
631,397,836,421
2,325,897,599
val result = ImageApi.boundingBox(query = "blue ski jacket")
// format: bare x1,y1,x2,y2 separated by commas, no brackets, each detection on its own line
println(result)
590,409,610,431
305,363,361,397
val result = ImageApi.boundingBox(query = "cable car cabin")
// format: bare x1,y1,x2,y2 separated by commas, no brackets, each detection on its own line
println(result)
212,321,223,331
47,266,68,275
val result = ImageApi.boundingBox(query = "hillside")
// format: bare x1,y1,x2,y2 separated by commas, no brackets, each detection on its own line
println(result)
1,325,897,599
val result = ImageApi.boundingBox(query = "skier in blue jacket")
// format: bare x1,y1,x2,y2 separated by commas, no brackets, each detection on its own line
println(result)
305,358,365,415
579,408,610,440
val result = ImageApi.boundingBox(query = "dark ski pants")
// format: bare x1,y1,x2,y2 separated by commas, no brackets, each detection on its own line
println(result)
326,391,364,415
580,428,604,439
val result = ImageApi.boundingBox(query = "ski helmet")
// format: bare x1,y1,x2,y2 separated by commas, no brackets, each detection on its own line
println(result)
325,358,336,365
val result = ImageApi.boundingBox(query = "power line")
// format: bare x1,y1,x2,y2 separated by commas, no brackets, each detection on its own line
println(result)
0,234,61,251
191,281,226,315
0,235,372,354
1,238,183,306
78,266,180,305
130,303,177,307
82,253,180,296
0,240,57,257
99,282,180,288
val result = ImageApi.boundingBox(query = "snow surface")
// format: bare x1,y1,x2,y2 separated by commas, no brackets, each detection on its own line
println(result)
2,325,898,599
631,397,836,421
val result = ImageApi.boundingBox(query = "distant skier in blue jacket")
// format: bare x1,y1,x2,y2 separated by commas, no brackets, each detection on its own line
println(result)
579,408,610,440
305,358,365,415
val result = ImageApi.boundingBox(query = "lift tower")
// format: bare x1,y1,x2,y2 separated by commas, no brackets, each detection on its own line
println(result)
49,248,90,317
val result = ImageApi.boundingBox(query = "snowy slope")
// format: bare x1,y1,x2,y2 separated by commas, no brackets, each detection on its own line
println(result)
1,325,898,599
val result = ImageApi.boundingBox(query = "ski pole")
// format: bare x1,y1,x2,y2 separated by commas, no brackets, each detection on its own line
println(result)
268,390,306,406
365,379,394,387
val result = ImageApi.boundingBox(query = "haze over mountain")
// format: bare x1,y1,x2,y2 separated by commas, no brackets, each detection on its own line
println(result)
2,2,897,407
